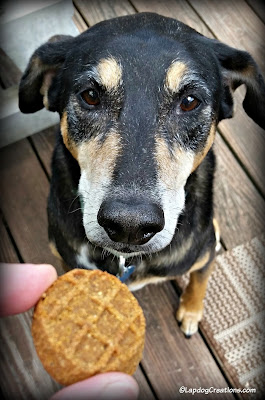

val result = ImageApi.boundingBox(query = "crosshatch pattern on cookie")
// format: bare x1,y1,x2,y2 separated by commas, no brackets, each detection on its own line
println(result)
32,269,146,385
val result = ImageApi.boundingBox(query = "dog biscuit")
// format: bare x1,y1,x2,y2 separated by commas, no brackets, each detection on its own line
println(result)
32,269,145,386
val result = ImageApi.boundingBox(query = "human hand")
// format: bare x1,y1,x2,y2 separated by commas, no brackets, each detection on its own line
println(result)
0,263,139,399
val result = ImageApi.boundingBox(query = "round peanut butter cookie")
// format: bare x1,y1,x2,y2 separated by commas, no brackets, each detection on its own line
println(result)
32,269,146,386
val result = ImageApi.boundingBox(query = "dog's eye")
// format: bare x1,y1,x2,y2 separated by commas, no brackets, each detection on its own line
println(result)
81,89,100,106
180,96,200,112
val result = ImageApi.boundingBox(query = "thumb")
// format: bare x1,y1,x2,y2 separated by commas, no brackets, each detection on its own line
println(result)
50,372,139,400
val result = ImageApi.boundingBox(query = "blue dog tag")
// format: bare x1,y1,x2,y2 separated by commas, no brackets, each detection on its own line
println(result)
118,265,135,283
117,256,135,283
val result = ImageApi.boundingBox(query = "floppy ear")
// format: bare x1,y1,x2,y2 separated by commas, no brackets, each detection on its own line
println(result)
19,35,74,113
210,40,265,129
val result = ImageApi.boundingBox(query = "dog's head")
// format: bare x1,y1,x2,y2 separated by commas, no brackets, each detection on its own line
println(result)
19,13,265,258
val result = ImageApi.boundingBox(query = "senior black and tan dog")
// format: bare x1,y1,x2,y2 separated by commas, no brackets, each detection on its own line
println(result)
19,13,265,337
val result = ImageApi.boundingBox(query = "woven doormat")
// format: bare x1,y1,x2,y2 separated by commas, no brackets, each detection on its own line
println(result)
177,235,265,397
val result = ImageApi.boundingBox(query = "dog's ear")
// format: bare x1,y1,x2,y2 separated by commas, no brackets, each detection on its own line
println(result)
209,39,265,129
19,35,74,113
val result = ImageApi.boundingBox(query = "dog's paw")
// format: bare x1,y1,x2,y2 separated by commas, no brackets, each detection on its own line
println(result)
176,298,204,338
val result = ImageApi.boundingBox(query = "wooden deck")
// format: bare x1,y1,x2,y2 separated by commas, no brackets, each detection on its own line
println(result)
0,1,264,399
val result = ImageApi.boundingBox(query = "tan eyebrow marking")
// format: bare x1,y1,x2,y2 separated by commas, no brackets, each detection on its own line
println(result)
97,57,122,90
165,61,187,92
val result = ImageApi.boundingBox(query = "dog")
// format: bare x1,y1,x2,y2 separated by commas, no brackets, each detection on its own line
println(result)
19,13,265,337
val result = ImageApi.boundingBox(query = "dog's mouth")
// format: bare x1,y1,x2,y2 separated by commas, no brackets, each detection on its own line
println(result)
98,234,164,258
104,244,147,258
85,224,174,260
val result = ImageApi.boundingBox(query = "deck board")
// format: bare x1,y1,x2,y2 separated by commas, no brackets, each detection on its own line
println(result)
30,125,58,178
74,0,135,25
214,133,265,248
0,139,62,273
0,218,20,263
189,0,265,71
246,0,265,24
72,6,89,32
0,312,62,400
131,0,214,37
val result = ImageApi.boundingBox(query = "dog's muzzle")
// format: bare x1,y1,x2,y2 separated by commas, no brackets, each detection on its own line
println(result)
97,198,165,246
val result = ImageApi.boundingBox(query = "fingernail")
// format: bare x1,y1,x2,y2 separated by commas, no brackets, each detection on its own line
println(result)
99,379,139,400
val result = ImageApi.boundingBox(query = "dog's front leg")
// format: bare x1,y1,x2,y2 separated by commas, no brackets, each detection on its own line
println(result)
176,256,214,337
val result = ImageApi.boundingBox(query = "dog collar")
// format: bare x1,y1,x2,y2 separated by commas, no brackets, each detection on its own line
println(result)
116,256,135,283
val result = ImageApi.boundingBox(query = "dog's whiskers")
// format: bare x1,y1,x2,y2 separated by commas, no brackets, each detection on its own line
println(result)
67,193,81,214
68,207,83,214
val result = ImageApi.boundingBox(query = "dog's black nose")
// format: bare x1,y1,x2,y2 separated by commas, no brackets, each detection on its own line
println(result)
97,199,164,245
